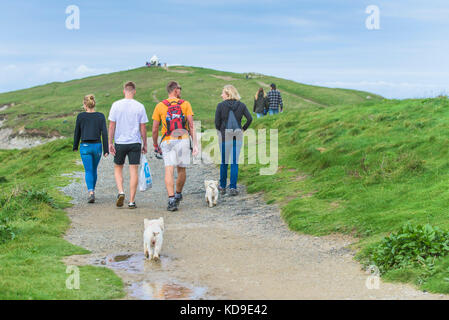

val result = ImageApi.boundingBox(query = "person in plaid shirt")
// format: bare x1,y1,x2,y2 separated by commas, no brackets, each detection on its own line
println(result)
267,83,283,115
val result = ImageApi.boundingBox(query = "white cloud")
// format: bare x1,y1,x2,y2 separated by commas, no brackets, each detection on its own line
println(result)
75,64,92,75
74,64,110,76
0,63,113,93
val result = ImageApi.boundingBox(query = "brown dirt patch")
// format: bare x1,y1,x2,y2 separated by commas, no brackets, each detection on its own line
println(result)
211,75,237,81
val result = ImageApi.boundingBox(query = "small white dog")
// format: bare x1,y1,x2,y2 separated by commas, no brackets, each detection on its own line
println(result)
143,217,164,260
204,180,219,208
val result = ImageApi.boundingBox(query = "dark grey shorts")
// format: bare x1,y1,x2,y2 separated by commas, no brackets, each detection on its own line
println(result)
114,143,141,165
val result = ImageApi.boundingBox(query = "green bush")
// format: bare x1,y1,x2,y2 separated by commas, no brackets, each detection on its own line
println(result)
0,223,15,243
366,224,449,274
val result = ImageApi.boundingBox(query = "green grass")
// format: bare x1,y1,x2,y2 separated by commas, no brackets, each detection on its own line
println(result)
239,96,449,293
6,65,447,295
0,139,124,299
0,66,381,136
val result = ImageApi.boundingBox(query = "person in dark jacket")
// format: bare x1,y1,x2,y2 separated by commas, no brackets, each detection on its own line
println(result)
215,85,252,196
253,87,269,118
73,94,109,203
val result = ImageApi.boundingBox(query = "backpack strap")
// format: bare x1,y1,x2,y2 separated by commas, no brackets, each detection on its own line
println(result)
162,99,184,107
226,101,239,118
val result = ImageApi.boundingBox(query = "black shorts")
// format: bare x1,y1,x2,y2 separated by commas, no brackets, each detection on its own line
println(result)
114,143,141,165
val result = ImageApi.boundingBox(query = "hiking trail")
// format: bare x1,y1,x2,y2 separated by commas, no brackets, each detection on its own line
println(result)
256,81,327,108
61,139,446,300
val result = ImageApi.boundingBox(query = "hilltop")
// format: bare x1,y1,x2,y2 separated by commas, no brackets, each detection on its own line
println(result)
0,65,381,141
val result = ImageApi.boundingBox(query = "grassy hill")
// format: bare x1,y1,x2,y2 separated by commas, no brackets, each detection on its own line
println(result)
4,65,449,296
239,96,449,293
0,66,381,137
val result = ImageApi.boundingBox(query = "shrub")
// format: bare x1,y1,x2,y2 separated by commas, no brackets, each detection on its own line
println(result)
0,222,15,243
366,224,449,275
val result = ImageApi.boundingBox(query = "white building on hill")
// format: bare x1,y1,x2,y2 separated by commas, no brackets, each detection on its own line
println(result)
150,55,160,67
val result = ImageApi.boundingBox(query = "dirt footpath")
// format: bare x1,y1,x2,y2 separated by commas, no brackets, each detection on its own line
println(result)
62,140,446,300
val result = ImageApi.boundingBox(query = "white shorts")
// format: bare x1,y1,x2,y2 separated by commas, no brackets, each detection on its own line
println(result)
160,138,191,167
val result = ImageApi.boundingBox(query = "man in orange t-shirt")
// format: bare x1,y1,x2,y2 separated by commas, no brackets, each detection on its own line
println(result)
152,81,198,211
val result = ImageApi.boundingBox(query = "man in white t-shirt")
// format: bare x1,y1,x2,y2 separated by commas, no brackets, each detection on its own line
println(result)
108,81,148,209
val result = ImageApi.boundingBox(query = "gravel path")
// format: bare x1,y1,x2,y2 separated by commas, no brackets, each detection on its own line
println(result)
61,139,447,300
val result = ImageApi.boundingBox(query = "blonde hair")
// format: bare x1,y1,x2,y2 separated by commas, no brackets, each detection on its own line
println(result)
223,85,241,101
83,94,96,109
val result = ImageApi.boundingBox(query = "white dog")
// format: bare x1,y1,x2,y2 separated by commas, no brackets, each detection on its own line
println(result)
143,217,164,260
204,180,219,208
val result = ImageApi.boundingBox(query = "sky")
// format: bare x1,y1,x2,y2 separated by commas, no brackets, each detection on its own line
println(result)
1,0,449,99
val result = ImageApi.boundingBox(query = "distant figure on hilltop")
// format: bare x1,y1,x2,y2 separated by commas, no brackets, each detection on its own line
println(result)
253,87,269,118
267,83,284,115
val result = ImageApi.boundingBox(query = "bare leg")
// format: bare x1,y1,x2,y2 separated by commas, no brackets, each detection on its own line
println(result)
129,164,139,203
165,166,175,197
114,164,124,194
144,240,149,259
176,167,186,193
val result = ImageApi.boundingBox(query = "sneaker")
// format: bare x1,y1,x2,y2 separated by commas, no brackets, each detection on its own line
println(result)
167,198,178,212
218,186,226,195
175,193,183,204
116,193,125,207
128,202,137,209
229,188,239,196
88,193,95,204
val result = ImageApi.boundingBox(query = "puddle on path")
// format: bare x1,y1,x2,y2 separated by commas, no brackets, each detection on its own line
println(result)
93,253,208,300
130,281,207,300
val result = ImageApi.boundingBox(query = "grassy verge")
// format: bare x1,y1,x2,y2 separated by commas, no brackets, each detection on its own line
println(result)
0,139,124,299
239,96,449,293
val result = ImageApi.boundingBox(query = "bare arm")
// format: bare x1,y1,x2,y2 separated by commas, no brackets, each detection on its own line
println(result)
140,123,147,154
108,121,116,155
152,120,160,148
187,115,198,156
